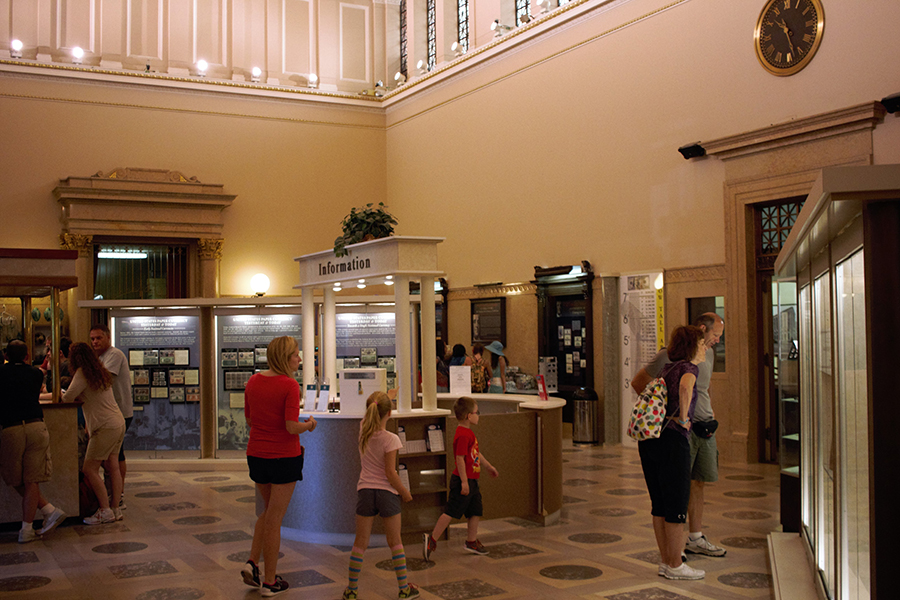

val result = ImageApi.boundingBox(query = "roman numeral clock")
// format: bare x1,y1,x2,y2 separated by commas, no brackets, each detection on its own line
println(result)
754,0,825,76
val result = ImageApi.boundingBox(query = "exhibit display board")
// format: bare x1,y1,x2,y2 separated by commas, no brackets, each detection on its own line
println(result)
215,313,302,450
619,272,664,443
114,314,201,452
335,312,396,390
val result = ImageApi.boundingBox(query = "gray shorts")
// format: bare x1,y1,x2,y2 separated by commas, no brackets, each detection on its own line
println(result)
356,488,401,517
689,430,718,483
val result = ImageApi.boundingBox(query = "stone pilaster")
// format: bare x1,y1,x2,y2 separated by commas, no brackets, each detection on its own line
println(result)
59,233,94,342
197,238,224,298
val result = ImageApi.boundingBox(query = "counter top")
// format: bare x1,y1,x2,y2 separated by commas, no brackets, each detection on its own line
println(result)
435,393,566,411
299,408,451,419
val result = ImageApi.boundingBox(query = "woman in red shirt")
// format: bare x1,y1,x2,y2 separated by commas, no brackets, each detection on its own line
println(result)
241,336,317,597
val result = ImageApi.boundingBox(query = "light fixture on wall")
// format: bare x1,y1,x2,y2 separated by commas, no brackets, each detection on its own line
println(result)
536,0,553,14
394,71,407,85
250,273,270,297
677,141,706,159
416,59,428,75
307,73,319,88
10,39,23,58
491,20,513,37
196,59,208,77
250,66,262,83
71,46,84,64
451,41,465,57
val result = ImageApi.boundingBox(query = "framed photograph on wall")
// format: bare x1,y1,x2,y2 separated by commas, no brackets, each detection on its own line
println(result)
471,297,506,345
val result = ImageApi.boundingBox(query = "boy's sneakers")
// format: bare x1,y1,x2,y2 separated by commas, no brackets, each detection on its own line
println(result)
399,583,420,599
83,508,116,525
342,588,358,600
663,562,705,580
241,560,260,588
261,575,288,597
18,528,40,543
464,539,489,555
423,533,437,561
38,508,67,536
685,534,726,557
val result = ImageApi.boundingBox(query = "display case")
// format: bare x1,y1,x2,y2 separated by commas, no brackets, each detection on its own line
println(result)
776,282,801,532
774,165,900,600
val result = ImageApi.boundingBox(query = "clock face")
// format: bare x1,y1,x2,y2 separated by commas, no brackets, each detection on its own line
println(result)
755,0,825,76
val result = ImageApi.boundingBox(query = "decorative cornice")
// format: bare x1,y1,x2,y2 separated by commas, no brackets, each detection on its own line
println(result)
94,167,200,183
665,264,725,283
703,102,887,161
59,233,93,257
197,238,224,260
448,283,537,300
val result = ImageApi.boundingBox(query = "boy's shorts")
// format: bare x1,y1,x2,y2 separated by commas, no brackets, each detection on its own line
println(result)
356,488,401,517
444,474,483,519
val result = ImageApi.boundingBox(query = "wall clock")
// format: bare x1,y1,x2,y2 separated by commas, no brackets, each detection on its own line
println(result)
754,0,825,76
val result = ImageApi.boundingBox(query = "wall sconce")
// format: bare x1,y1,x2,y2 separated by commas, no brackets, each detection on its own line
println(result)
196,59,208,77
394,71,407,85
10,39,23,59
250,66,262,83
71,46,84,64
250,273,270,297
491,20,513,37
677,142,706,159
416,59,428,75
536,0,553,14
307,73,319,88
451,41,465,57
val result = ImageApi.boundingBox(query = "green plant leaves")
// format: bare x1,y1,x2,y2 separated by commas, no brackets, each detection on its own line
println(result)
334,202,398,257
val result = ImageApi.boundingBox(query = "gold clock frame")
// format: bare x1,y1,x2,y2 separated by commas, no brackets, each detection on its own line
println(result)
754,0,825,76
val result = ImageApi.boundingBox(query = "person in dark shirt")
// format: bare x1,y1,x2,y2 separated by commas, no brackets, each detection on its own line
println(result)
0,340,67,543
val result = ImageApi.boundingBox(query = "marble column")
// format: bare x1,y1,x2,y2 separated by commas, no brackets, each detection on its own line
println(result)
302,286,317,396
197,238,224,298
394,275,412,413
322,287,336,407
420,277,437,411
58,232,93,342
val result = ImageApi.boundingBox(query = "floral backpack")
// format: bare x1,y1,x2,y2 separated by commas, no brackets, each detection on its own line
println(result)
627,377,668,441
471,356,489,393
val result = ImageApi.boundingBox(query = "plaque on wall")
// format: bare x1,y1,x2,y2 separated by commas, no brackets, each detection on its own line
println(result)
471,298,506,345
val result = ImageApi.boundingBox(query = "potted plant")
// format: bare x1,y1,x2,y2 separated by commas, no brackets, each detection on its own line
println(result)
333,202,398,257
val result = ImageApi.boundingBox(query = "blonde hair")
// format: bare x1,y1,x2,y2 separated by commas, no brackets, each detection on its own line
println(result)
267,336,299,377
359,391,392,454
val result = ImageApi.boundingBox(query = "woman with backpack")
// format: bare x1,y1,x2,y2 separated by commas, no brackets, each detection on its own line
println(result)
470,343,490,393
637,325,707,581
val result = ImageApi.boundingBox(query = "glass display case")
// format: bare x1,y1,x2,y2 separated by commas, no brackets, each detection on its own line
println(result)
775,282,800,531
774,165,900,600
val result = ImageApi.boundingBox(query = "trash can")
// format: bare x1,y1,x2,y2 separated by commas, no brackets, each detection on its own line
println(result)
572,387,599,445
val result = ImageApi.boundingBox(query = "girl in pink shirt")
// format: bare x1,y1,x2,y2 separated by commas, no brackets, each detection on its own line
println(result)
342,392,419,600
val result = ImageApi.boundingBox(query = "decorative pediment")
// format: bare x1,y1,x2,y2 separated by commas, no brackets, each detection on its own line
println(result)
55,168,235,239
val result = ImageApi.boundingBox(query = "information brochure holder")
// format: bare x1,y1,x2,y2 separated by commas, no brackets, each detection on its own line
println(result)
426,424,445,452
316,381,330,412
305,383,317,409
449,366,472,396
338,368,387,415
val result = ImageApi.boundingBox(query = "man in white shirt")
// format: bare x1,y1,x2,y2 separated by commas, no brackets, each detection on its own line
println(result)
91,324,132,509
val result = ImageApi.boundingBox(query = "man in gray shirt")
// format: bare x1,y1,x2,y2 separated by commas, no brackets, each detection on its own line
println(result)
91,324,132,509
631,313,725,557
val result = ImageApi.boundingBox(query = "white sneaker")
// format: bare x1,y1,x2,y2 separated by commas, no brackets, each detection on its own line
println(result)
83,508,116,525
685,534,726,556
113,508,124,521
39,508,67,536
664,562,705,580
18,528,40,543
658,563,666,577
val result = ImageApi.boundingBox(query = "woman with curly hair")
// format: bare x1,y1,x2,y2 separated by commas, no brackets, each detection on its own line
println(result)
63,342,126,525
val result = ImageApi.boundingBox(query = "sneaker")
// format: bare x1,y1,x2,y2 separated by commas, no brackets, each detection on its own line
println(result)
664,562,705,580
113,508,124,522
241,560,261,588
83,508,116,525
38,508,67,536
423,533,437,562
464,539,489,555
658,563,665,577
261,575,288,597
342,588,358,600
119,497,127,510
399,583,420,599
18,528,40,543
685,534,727,557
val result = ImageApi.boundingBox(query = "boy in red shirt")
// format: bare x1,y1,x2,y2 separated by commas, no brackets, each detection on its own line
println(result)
423,397,499,559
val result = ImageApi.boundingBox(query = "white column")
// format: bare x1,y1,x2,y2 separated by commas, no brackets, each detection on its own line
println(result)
420,276,437,411
394,275,412,413
302,286,317,395
323,286,337,402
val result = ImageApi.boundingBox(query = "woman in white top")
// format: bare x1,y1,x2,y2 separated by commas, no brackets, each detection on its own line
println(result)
64,342,126,525
341,392,419,600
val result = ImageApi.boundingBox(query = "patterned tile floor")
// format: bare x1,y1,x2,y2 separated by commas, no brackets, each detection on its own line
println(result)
0,441,779,599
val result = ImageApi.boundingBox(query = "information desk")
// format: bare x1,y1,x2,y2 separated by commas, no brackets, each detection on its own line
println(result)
276,395,563,546
0,402,81,525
